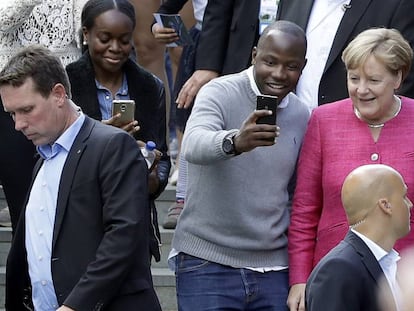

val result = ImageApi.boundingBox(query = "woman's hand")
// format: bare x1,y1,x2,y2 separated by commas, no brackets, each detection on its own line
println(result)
102,113,140,136
287,283,306,311
136,140,162,194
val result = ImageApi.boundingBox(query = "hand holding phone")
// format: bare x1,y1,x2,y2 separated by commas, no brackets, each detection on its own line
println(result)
112,99,136,125
256,95,278,125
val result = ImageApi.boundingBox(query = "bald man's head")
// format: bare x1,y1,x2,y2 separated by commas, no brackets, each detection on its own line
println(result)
341,164,405,226
257,20,307,54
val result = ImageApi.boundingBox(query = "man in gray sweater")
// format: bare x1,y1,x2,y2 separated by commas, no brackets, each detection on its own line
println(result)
171,20,309,310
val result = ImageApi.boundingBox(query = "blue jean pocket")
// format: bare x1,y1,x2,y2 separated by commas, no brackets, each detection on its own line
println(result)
176,253,210,273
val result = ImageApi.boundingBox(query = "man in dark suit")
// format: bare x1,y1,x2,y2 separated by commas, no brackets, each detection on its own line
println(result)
175,0,261,108
178,0,414,110
0,46,161,311
277,0,414,107
306,164,412,311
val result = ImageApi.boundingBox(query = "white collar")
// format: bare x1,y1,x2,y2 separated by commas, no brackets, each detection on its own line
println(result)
351,229,400,263
246,66,289,109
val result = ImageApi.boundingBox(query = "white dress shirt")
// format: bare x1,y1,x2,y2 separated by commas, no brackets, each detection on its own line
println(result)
352,229,401,311
295,0,351,111
26,113,85,310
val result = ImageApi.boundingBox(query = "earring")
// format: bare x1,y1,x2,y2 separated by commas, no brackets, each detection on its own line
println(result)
83,40,88,45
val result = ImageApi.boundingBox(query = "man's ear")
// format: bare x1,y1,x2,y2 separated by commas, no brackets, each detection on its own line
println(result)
51,83,67,106
251,47,257,65
378,198,392,215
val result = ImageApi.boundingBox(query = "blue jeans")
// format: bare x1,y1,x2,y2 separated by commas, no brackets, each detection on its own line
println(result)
175,253,289,311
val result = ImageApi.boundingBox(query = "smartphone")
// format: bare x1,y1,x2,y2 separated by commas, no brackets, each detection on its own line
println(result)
112,99,135,124
256,95,278,125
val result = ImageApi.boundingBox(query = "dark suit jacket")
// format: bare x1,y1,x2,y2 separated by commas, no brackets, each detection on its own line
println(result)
6,117,160,311
306,231,395,311
156,0,189,14
66,53,171,261
277,0,414,105
195,0,260,75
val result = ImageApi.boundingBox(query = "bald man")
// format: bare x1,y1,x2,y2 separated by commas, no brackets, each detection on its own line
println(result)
305,164,412,311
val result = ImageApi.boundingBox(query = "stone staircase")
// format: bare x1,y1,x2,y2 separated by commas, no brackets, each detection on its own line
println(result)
0,185,177,310
152,185,177,311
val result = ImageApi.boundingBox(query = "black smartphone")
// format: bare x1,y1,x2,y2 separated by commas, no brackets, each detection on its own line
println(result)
112,99,135,124
256,95,278,125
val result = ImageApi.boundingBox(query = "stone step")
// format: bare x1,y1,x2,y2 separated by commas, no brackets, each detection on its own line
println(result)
0,266,5,308
152,227,174,269
155,184,176,224
152,268,177,311
0,229,11,267
0,185,6,210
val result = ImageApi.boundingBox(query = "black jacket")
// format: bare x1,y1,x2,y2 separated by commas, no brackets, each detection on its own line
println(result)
306,231,394,311
6,118,160,310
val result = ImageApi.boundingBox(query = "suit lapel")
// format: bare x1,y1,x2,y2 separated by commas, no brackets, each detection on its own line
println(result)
325,0,372,72
346,231,398,311
52,117,94,249
277,0,314,31
346,231,383,282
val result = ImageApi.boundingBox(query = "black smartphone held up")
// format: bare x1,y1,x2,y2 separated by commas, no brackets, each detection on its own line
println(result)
256,95,278,125
112,99,135,124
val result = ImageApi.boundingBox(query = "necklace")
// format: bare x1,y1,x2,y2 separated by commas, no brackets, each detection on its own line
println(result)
354,95,402,128
367,123,385,129
349,218,366,229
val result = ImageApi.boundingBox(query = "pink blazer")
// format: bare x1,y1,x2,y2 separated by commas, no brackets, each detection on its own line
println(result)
288,97,414,285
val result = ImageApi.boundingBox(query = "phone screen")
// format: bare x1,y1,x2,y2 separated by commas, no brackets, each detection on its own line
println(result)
256,95,278,125
112,99,135,124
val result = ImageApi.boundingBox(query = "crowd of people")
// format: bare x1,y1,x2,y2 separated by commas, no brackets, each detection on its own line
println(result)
1,0,414,310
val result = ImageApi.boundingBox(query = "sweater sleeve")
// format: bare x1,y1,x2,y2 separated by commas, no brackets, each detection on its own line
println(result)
182,79,240,165
288,109,324,285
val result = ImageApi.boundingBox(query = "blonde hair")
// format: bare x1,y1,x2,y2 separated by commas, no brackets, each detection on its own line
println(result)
342,28,413,81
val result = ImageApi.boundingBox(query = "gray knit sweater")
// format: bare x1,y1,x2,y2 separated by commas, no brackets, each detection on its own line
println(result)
172,69,310,268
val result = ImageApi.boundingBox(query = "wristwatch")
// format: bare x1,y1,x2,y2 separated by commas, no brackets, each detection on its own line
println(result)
222,135,240,155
